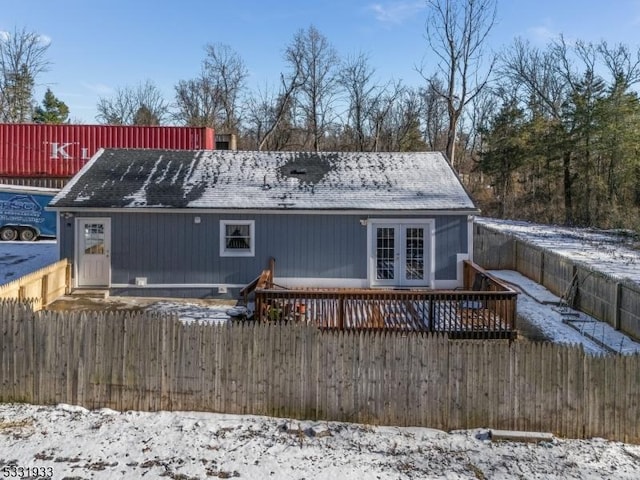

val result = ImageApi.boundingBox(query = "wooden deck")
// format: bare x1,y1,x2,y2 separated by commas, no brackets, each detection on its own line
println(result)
252,261,517,339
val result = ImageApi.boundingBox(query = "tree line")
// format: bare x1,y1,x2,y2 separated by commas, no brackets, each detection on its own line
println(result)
1,1,639,231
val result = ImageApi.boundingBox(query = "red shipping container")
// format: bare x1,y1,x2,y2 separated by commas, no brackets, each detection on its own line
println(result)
0,124,215,178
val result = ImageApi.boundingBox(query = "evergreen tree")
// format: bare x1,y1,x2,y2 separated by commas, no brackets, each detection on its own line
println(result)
478,101,529,218
32,88,69,123
4,64,34,122
0,27,50,123
132,104,160,125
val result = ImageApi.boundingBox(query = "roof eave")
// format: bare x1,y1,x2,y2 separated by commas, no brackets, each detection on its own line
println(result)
47,206,480,216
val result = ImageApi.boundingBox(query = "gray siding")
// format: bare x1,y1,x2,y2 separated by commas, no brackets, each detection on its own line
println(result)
435,216,468,280
59,211,469,290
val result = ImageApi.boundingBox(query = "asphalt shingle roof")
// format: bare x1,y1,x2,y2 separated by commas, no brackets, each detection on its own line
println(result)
50,149,478,212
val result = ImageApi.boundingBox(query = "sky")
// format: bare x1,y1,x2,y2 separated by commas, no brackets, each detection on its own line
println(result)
2,0,640,123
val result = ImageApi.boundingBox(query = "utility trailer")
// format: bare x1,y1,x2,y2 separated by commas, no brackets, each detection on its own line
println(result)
0,184,58,241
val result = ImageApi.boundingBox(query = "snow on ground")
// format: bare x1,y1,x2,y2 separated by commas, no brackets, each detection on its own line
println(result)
1,403,639,480
0,240,58,285
476,217,640,284
145,300,254,324
491,270,640,356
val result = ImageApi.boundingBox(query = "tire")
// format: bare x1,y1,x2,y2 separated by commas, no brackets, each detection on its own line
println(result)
19,228,37,242
0,227,18,241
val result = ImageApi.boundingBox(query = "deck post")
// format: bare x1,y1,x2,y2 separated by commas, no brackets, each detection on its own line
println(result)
428,297,435,332
268,257,275,288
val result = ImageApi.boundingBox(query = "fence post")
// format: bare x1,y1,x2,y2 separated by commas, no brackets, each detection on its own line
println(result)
338,295,344,329
614,283,622,331
41,273,49,306
65,262,72,294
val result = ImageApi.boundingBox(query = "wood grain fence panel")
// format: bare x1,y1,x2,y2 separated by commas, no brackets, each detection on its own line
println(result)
540,252,577,300
585,355,606,438
324,328,337,420
447,341,463,430
576,270,617,327
566,346,584,439
0,259,69,310
516,242,543,284
625,355,640,443
619,284,640,340
510,342,522,432
304,327,317,420
472,225,515,269
413,335,428,427
2,306,640,443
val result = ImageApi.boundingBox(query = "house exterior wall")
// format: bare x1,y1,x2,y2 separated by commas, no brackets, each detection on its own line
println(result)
58,211,469,296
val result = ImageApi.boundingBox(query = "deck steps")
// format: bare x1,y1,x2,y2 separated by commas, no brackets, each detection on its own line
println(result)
70,289,110,299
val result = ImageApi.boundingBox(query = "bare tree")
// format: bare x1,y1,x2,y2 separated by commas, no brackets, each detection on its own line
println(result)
287,25,340,151
421,75,448,151
173,44,248,134
203,43,248,133
338,52,386,151
256,44,305,151
173,74,218,127
96,80,168,125
370,80,404,152
0,27,51,123
598,41,640,89
421,0,497,167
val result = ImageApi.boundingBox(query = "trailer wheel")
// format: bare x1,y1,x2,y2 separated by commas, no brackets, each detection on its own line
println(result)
19,228,37,242
0,227,18,241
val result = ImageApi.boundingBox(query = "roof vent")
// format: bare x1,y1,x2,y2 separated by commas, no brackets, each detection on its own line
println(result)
290,168,307,175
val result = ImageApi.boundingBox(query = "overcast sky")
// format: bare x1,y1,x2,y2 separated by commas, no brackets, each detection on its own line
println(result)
3,0,640,123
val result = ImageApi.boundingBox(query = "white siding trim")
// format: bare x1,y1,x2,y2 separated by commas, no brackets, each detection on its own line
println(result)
111,283,246,289
49,207,479,216
456,253,470,289
274,277,368,289
467,215,474,262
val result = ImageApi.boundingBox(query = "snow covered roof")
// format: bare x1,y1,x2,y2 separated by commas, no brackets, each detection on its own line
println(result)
50,149,478,212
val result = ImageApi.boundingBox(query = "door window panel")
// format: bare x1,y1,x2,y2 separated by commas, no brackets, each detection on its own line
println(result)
405,227,424,280
83,223,104,255
376,227,395,280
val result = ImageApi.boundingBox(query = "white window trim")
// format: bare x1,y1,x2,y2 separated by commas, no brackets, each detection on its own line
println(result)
220,220,255,257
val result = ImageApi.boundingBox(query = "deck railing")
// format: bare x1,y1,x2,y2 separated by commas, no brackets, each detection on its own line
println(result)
254,261,517,338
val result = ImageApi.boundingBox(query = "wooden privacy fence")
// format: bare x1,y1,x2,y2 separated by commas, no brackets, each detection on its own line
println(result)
0,259,70,311
1,304,639,443
474,224,640,341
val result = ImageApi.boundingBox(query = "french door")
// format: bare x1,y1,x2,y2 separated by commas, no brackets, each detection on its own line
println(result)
371,222,432,287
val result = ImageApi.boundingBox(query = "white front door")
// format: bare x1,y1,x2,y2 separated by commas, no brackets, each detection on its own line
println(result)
370,221,433,288
76,218,111,287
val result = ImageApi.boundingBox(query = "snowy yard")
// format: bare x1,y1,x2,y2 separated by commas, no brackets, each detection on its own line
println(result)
1,403,639,480
476,217,640,284
0,240,58,284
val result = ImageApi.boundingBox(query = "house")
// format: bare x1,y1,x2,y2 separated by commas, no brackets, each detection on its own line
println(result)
49,149,479,298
